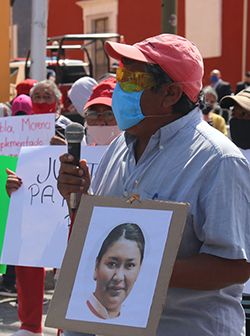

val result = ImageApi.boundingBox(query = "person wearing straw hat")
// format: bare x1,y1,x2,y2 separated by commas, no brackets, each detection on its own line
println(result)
220,88,250,150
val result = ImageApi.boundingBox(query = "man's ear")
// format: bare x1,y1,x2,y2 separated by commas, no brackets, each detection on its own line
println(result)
161,83,183,109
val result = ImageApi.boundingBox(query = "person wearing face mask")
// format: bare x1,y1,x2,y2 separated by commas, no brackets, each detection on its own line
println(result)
83,77,121,146
30,80,62,114
210,69,232,102
0,79,38,301
51,76,120,147
201,86,227,135
57,34,250,336
6,80,72,336
210,69,232,124
30,80,72,139
1,94,32,300
220,88,250,336
220,89,250,151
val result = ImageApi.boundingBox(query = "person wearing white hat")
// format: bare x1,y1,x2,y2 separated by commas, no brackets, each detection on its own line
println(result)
68,76,97,116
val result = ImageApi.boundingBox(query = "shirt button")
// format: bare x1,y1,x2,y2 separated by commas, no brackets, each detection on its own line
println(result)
123,191,128,197
159,145,164,150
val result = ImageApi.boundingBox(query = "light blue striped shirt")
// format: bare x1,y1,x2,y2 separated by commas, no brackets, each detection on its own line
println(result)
91,107,250,335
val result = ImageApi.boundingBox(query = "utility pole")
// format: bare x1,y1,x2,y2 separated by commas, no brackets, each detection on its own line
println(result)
30,0,48,81
0,0,10,101
161,0,177,34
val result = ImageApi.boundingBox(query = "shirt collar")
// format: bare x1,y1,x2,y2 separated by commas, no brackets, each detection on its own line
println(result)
157,107,203,146
88,293,110,319
124,107,202,145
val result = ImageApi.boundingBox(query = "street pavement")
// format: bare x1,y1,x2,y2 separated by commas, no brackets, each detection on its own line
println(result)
0,270,58,336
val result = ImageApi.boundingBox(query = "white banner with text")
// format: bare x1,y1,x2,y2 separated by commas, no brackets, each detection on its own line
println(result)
0,145,107,268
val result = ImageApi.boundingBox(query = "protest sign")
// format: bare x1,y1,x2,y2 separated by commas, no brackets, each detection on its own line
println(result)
0,113,55,156
0,156,18,274
0,145,107,268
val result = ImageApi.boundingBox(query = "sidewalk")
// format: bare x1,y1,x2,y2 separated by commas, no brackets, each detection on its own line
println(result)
0,270,58,335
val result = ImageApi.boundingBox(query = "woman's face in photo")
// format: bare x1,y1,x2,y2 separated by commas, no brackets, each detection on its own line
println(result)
94,237,142,317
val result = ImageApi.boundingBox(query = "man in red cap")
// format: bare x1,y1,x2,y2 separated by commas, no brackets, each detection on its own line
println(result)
51,76,121,146
58,34,250,336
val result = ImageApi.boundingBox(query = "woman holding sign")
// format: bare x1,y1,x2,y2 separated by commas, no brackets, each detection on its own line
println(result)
7,77,121,336
6,79,72,336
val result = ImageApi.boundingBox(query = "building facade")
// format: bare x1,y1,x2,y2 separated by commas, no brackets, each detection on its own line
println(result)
46,0,250,90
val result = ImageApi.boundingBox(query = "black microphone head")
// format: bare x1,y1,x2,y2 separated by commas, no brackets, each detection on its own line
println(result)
65,122,85,143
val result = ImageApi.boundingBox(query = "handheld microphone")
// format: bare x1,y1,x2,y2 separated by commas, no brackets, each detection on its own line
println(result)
65,122,85,210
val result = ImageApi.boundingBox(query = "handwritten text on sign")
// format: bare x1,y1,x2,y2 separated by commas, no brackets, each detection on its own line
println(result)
0,114,55,156
0,145,107,268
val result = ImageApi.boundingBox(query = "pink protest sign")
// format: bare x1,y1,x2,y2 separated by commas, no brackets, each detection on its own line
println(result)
0,114,55,156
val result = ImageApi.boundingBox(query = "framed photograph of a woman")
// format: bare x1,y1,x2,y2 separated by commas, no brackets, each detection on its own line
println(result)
86,223,145,320
46,195,188,336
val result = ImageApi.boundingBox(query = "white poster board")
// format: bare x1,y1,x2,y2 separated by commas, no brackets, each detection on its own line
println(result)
0,145,107,268
0,114,55,156
45,195,188,336
66,206,173,327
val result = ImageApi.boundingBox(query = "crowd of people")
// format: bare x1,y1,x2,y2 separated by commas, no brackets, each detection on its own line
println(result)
0,33,250,336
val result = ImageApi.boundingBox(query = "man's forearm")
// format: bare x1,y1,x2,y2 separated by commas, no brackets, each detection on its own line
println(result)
170,253,250,290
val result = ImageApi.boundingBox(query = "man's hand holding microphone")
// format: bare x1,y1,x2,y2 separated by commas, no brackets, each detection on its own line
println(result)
57,123,91,212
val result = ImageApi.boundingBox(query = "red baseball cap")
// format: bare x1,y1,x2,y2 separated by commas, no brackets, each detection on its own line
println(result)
12,94,33,116
105,34,204,103
84,76,116,110
16,79,38,96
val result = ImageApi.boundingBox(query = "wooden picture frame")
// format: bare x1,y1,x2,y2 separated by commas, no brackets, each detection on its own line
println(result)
45,194,189,336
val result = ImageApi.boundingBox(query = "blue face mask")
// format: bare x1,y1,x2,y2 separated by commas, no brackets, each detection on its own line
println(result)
112,83,145,130
210,75,219,84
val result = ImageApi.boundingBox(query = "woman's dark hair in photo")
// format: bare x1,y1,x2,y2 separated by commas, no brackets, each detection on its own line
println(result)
96,223,145,264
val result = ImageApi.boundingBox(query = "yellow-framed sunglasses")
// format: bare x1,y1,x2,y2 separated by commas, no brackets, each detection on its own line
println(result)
116,66,156,92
